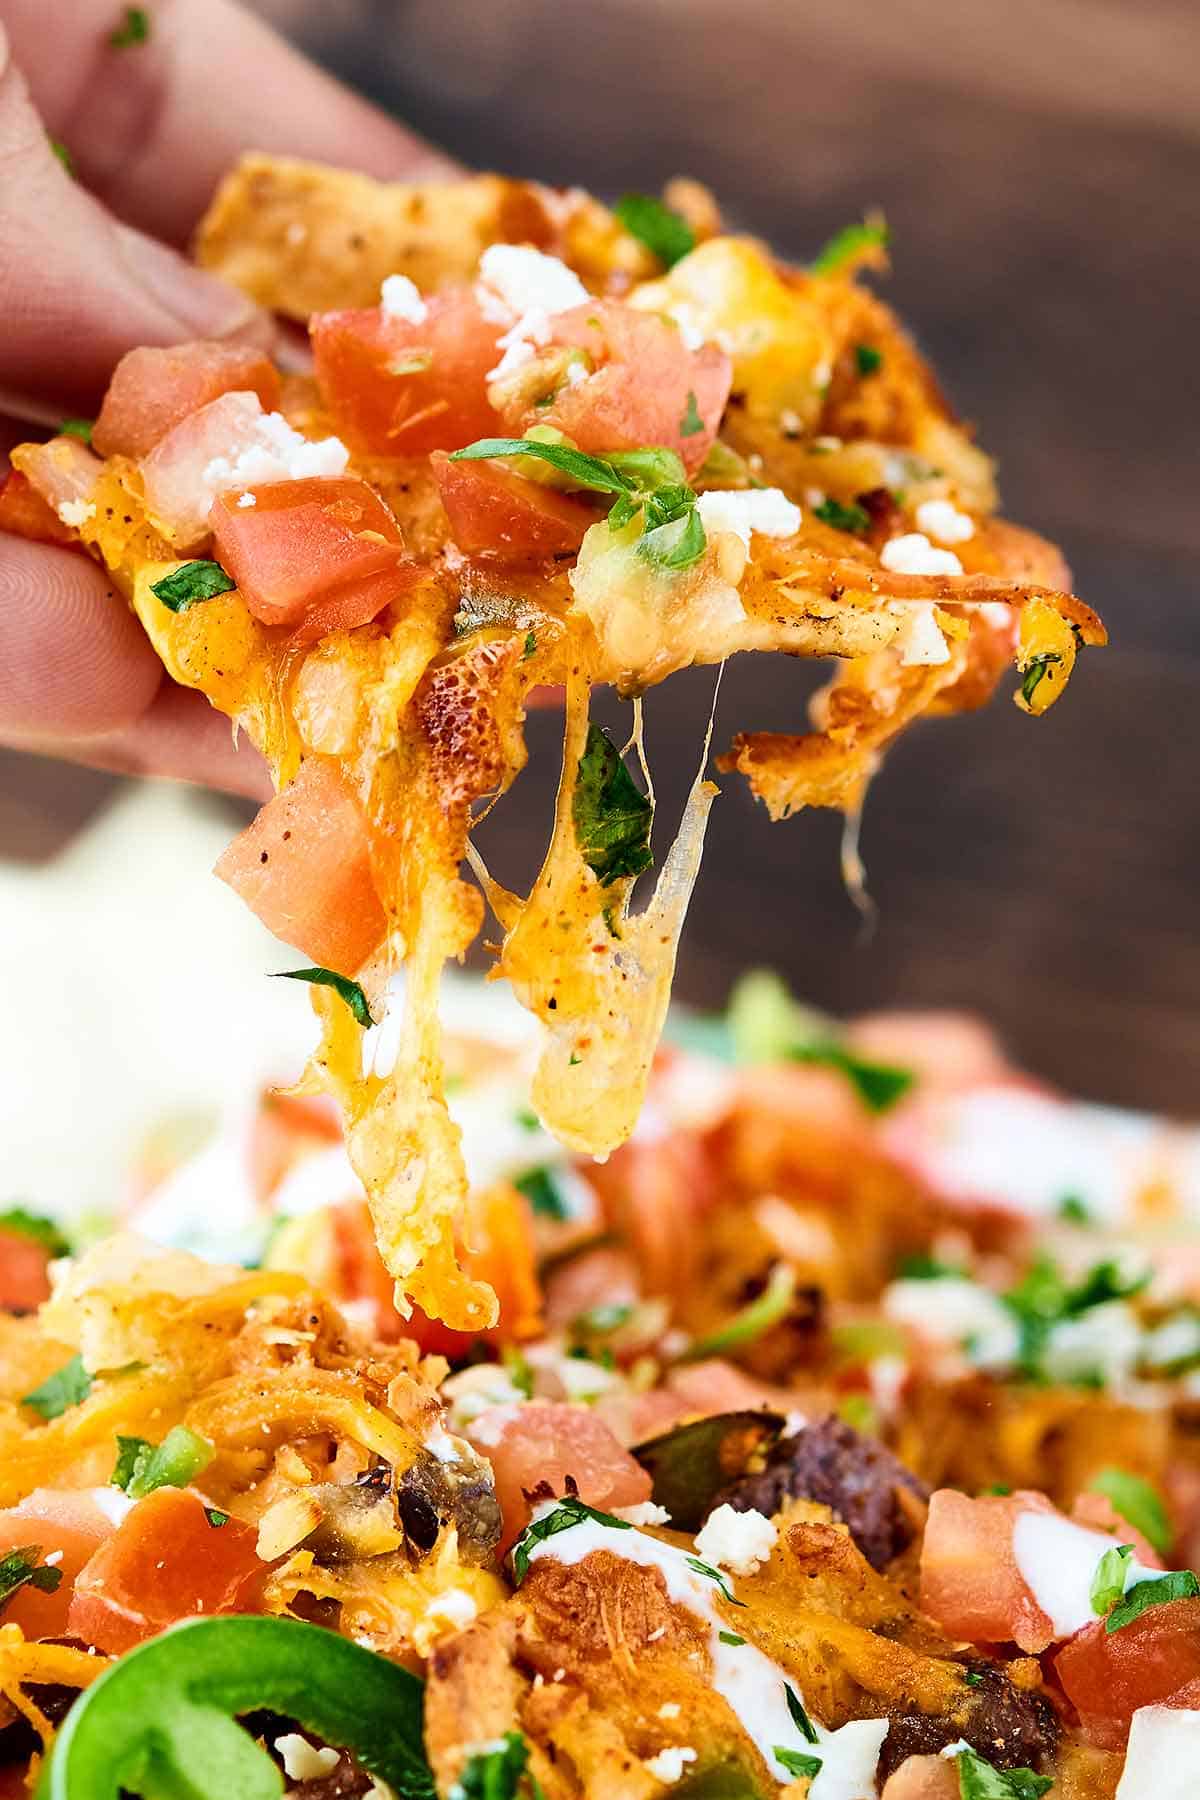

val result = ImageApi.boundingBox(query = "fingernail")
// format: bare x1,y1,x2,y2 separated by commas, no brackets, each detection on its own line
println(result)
115,223,265,339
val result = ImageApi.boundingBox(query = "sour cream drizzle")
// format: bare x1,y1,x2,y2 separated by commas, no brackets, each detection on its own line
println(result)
523,1507,887,1797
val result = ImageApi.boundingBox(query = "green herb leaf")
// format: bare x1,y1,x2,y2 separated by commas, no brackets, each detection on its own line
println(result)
572,1302,634,1338
150,560,236,613
1002,1255,1149,1378
1020,653,1063,706
718,1631,746,1646
112,1425,213,1500
1089,1468,1171,1556
773,1747,823,1780
0,1206,70,1258
58,419,95,445
814,497,871,534
680,391,704,437
954,1746,1052,1800
514,1106,540,1133
510,1497,632,1586
1105,1568,1200,1633
896,1252,966,1281
451,1730,543,1800
109,6,150,48
637,504,707,571
811,217,891,276
614,193,695,268
1057,1193,1092,1224
448,438,631,495
837,1394,879,1435
1089,1542,1133,1617
515,1165,571,1221
964,1670,985,1686
22,1353,92,1420
205,1508,230,1529
501,1344,535,1400
684,1556,746,1607
572,722,653,887
680,1263,796,1362
0,1545,63,1615
271,967,375,1028
49,136,74,174
522,630,537,660
790,1041,914,1113
854,343,883,376
784,1683,819,1744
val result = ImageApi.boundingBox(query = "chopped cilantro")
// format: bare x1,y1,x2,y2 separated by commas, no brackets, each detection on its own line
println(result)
854,343,883,376
963,1670,985,1686
0,1546,63,1615
572,1302,634,1337
1106,1568,1200,1633
271,967,375,1028
501,1344,535,1399
522,630,537,660
790,1040,914,1113
1089,1542,1133,1617
449,438,634,495
810,216,890,276
450,1730,543,1800
1057,1193,1092,1224
109,6,150,48
685,1556,746,1607
568,1052,582,1067
515,1165,571,1221
150,560,236,612
637,502,707,571
58,419,94,445
954,1746,1052,1800
204,1508,230,1529
837,1394,879,1435
1020,653,1063,707
614,192,695,268
510,1496,631,1585
572,722,653,887
112,1425,213,1499
514,1106,540,1133
774,1748,822,1780
1089,1468,1171,1555
680,390,704,437
814,496,871,534
0,1206,70,1258
22,1353,92,1420
1002,1255,1149,1378
49,136,74,174
897,1252,966,1281
784,1683,819,1744
717,1630,746,1646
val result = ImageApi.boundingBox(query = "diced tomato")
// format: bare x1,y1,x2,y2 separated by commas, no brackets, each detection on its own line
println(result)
0,1489,114,1639
214,756,387,976
1055,1598,1200,1750
543,1247,640,1333
465,1399,652,1549
513,300,731,474
331,1182,542,1355
0,1227,54,1311
210,476,417,640
0,469,79,545
879,1756,959,1800
311,288,504,456
919,1489,1057,1653
140,391,268,546
430,451,596,561
251,1090,343,1204
68,1487,265,1655
92,343,281,460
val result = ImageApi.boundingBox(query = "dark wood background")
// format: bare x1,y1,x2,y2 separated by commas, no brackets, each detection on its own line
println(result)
4,0,1197,1111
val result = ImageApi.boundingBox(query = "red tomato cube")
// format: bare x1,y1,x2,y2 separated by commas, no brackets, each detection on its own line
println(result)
0,1489,114,1639
93,343,281,460
214,756,387,976
68,1487,265,1655
210,476,416,638
430,451,596,561
466,1399,652,1550
1055,1599,1200,1749
311,287,504,456
919,1488,1057,1653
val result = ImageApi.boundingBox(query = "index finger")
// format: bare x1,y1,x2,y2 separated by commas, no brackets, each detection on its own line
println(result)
2,0,460,247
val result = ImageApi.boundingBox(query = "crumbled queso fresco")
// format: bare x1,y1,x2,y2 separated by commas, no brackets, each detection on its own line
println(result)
475,244,589,381
694,488,802,547
693,1503,779,1576
878,532,964,577
379,272,428,324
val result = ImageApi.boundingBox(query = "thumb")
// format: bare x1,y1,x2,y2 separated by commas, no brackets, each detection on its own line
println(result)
0,21,268,424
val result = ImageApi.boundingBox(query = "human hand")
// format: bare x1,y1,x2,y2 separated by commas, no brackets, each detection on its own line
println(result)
0,0,456,796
